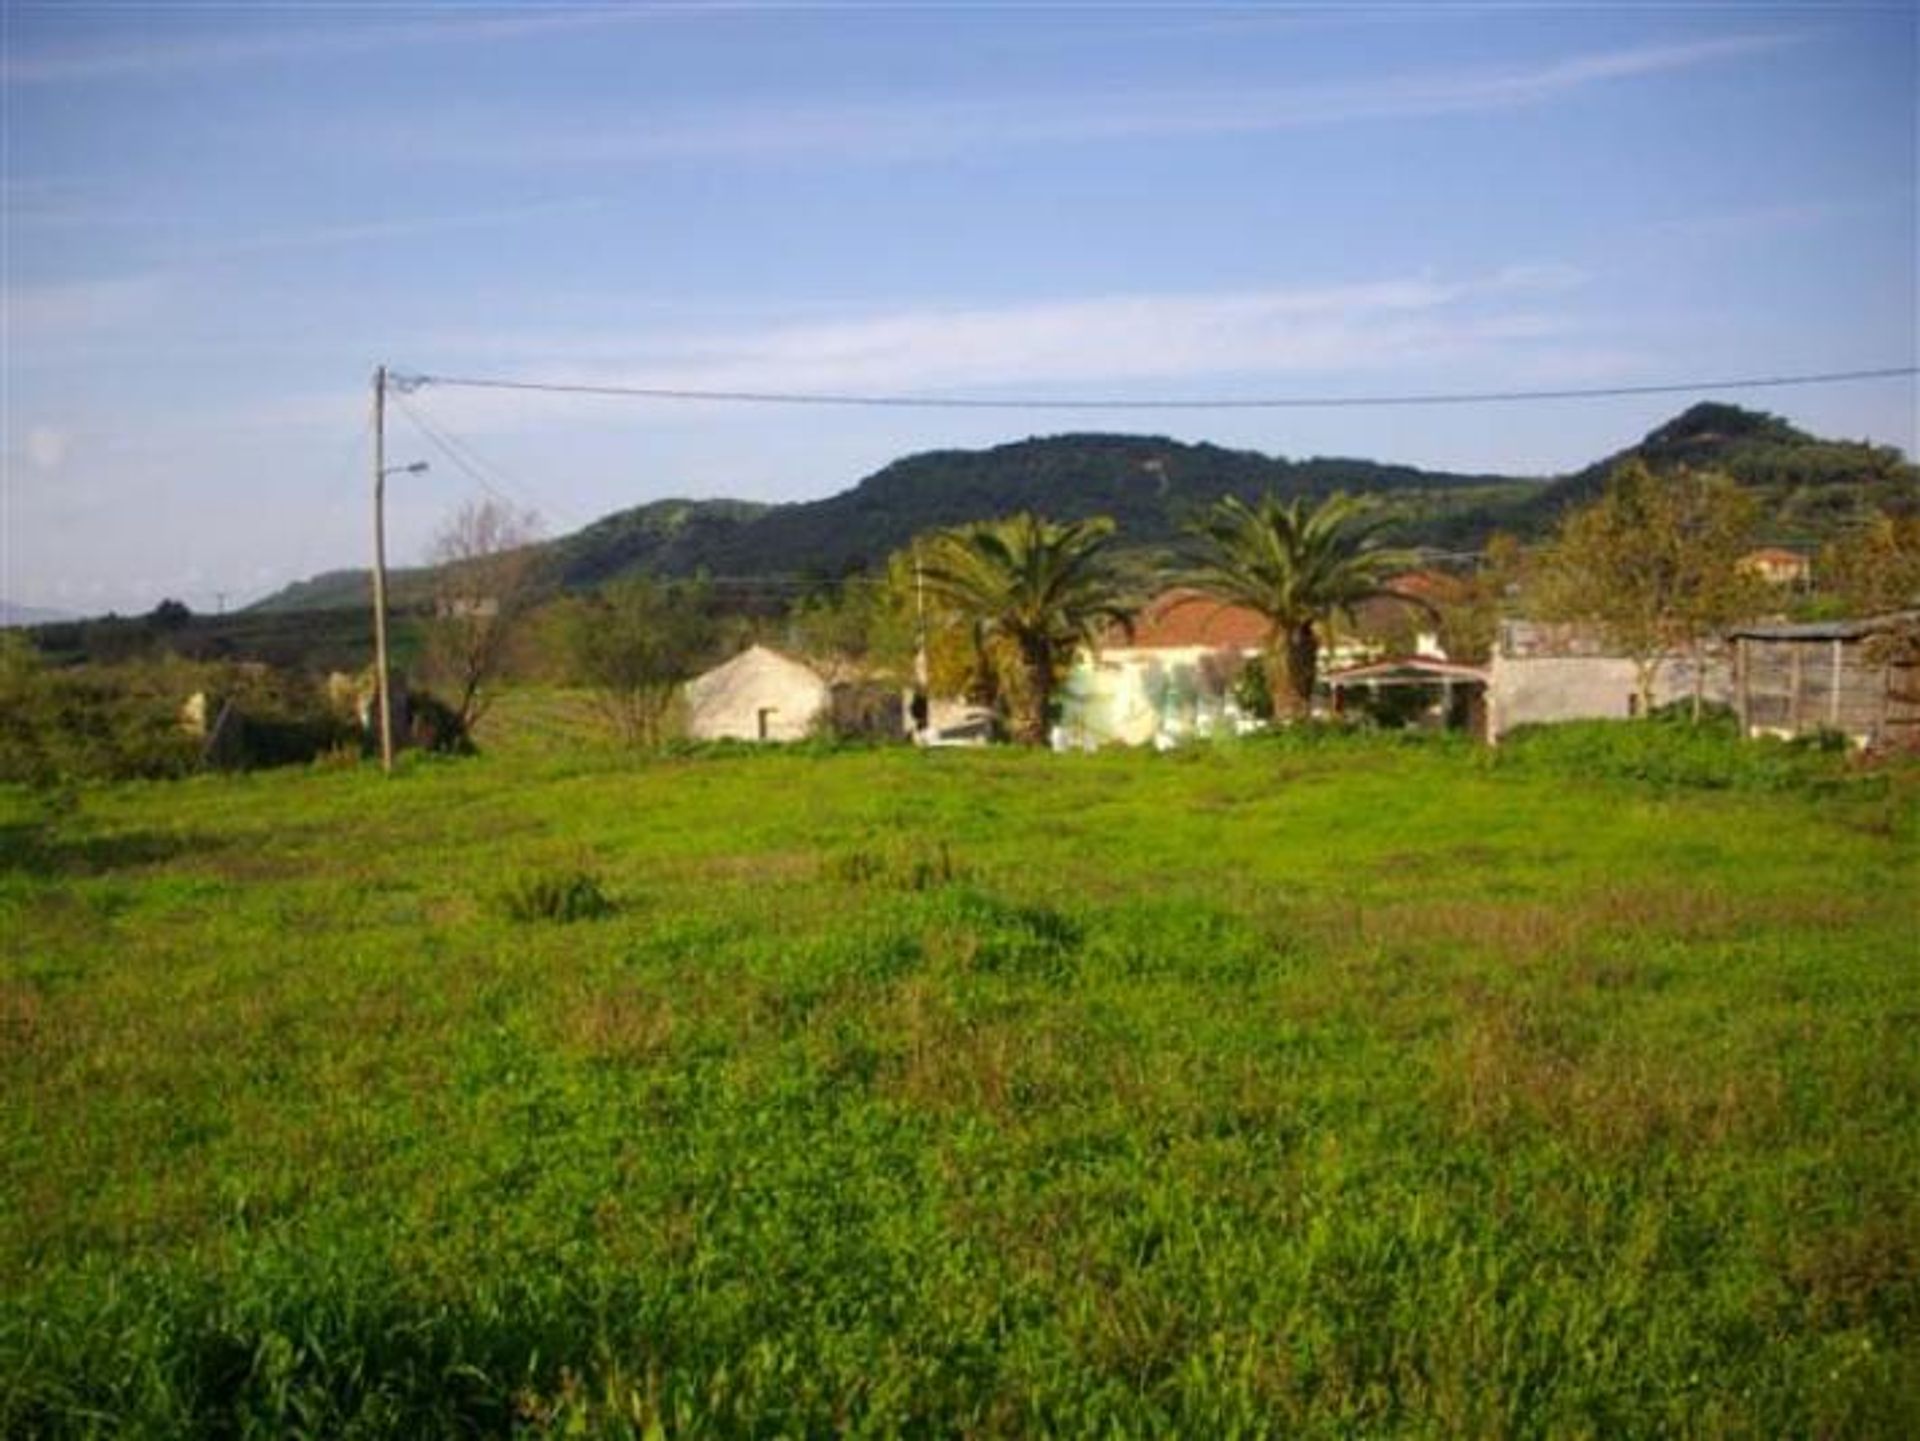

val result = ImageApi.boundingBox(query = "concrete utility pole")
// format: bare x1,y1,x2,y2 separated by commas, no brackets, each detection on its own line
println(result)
371,365,396,774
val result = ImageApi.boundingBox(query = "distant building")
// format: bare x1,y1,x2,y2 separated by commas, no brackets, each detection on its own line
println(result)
685,645,831,742
1737,547,1812,587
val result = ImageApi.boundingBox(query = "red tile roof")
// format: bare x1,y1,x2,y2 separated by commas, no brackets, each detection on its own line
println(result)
1111,590,1273,649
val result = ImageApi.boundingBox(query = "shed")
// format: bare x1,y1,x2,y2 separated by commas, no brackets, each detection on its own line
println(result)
685,645,832,742
1729,611,1919,748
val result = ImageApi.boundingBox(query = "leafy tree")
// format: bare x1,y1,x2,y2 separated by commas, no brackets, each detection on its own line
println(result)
916,513,1131,746
421,499,544,735
1534,461,1763,719
560,578,713,748
1185,493,1426,720
786,577,915,685
147,598,192,632
1817,511,1920,616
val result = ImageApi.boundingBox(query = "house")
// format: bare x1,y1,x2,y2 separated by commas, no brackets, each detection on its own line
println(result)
1729,611,1919,748
1057,590,1273,748
1738,547,1813,587
684,645,831,742
1345,569,1462,657
1486,620,1730,741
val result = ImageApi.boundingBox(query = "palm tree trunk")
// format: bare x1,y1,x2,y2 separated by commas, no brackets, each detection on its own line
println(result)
1267,623,1319,721
1013,638,1053,747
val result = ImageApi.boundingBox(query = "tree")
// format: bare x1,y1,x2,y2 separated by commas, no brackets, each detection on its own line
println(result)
1818,511,1920,616
916,513,1131,746
560,578,713,748
421,499,543,736
786,578,915,686
147,598,192,631
1534,461,1762,719
1185,492,1426,720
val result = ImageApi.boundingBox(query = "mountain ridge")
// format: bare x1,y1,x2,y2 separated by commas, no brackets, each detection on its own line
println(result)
250,404,1917,613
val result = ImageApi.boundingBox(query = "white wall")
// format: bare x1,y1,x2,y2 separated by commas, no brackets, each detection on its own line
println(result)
1487,652,1730,740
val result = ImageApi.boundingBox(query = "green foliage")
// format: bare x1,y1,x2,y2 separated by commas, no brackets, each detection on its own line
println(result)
1492,718,1866,792
497,867,615,923
785,576,916,683
146,598,192,631
919,513,1132,744
556,578,716,748
1818,511,1920,616
827,836,963,891
1229,653,1274,720
0,646,202,784
0,643,358,784
1534,461,1764,715
1520,402,1920,540
405,689,475,756
1186,491,1426,718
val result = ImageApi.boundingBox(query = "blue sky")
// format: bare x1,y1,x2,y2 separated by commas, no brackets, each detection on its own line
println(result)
4,2,1916,615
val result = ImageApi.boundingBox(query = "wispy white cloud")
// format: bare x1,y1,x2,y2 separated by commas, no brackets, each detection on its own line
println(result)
5,273,171,344
1640,196,1886,242
2,10,658,85
174,198,606,261
431,32,1797,165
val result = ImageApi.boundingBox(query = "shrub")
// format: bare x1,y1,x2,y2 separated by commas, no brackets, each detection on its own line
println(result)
828,838,961,891
497,868,615,923
0,647,201,784
407,690,475,756
1492,719,1862,793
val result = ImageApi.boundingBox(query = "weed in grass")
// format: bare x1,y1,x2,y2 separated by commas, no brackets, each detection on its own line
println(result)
496,867,615,923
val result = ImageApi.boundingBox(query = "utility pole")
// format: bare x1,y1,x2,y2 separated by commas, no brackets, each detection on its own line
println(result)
371,365,396,775
912,540,930,740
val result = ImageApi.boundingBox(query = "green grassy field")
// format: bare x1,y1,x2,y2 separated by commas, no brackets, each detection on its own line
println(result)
3,731,1917,1436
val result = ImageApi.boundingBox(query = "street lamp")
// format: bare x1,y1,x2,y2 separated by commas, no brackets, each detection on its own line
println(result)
371,361,429,774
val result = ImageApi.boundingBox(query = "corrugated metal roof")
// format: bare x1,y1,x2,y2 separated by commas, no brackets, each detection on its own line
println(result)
1728,610,1919,642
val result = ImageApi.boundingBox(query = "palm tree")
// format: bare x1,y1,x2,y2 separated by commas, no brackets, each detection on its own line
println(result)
917,512,1132,746
1187,493,1427,721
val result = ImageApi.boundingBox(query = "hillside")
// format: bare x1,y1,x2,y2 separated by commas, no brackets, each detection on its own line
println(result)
1514,402,1918,539
249,404,1916,612
251,435,1535,612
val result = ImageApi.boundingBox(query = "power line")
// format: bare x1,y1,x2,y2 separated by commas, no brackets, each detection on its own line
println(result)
392,392,579,528
399,364,1919,413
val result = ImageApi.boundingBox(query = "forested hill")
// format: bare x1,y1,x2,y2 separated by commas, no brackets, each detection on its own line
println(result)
250,405,1916,611
603,435,1531,582
1512,402,1918,538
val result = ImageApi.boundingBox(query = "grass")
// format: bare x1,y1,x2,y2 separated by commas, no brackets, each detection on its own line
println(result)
2,729,1917,1436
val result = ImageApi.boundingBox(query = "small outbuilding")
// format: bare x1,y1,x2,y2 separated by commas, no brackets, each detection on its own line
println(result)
1729,611,1919,748
685,645,832,742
